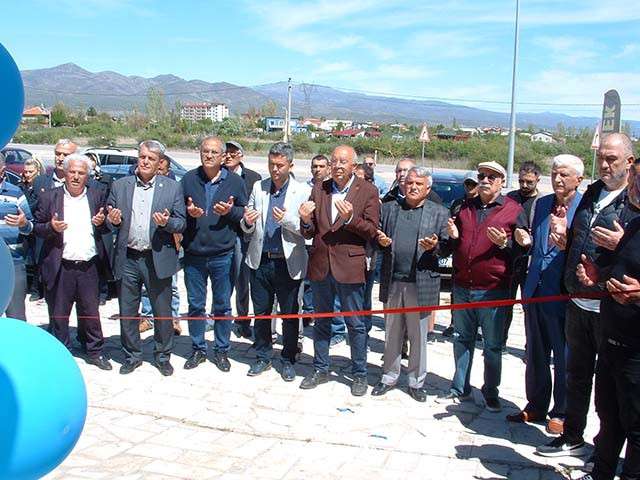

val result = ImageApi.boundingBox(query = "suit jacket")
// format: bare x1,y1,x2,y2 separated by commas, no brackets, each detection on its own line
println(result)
522,192,582,299
33,184,110,289
107,175,186,280
378,199,450,307
239,164,261,196
240,177,310,280
302,176,380,284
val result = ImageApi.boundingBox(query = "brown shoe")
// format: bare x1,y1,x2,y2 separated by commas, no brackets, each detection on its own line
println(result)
546,417,564,435
172,319,182,336
139,318,153,333
506,410,545,423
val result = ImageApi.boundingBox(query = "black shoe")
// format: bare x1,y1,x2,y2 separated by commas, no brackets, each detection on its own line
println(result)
281,360,296,382
300,370,329,389
184,350,207,370
408,387,427,402
86,355,112,371
351,376,368,396
119,359,143,375
156,360,174,377
442,325,454,337
371,381,394,396
212,351,231,372
247,359,272,376
484,397,502,412
535,435,587,457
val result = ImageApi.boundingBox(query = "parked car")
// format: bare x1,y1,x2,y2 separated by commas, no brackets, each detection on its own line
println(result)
83,147,188,181
1,146,53,176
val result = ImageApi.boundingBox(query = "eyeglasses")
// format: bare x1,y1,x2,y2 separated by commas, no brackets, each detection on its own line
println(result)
477,172,501,182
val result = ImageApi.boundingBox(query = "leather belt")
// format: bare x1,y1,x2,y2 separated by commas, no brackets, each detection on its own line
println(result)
263,251,285,259
127,247,152,257
61,256,95,267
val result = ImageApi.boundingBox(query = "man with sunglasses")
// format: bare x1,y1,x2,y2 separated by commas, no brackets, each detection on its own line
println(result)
436,161,527,412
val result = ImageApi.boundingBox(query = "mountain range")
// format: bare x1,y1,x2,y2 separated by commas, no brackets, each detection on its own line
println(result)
20,63,639,132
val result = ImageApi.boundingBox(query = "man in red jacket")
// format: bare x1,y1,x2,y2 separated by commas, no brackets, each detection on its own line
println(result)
436,161,527,412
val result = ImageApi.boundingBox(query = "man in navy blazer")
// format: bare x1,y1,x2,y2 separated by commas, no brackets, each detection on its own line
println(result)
508,154,584,433
106,140,186,376
34,153,112,370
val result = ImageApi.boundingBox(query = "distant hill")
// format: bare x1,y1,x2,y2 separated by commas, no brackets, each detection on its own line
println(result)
20,63,639,133
21,63,271,114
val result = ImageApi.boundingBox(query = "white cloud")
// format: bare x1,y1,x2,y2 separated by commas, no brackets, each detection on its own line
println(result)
409,30,494,59
615,43,640,58
533,35,599,66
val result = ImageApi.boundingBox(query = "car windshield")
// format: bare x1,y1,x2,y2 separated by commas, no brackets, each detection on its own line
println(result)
432,181,466,208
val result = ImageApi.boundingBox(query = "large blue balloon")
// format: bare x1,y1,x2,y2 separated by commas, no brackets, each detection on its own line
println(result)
0,240,16,313
0,42,24,149
0,319,88,479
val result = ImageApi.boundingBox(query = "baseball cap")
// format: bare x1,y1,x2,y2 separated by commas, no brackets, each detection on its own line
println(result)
225,141,244,155
462,170,478,184
477,161,507,178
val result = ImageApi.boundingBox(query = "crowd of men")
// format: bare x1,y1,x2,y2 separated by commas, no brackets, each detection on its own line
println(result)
1,132,639,480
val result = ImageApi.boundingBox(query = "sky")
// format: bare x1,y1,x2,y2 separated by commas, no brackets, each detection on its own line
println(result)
3,0,640,120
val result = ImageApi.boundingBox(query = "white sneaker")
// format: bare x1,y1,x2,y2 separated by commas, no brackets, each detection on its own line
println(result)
536,435,587,457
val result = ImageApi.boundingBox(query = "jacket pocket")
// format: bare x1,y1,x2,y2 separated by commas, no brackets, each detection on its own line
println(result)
348,247,365,257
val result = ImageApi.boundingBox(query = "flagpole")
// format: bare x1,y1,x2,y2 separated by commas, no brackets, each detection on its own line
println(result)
506,0,520,189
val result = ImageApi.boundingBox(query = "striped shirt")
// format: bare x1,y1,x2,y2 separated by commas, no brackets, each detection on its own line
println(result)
0,180,34,263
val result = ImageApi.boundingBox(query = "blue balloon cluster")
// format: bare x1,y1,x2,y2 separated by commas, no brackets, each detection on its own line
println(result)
0,42,24,149
0,319,88,480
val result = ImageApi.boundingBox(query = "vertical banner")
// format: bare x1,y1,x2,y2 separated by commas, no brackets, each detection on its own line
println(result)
601,89,621,134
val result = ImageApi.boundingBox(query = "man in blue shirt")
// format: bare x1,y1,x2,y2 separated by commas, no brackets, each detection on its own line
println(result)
0,152,34,320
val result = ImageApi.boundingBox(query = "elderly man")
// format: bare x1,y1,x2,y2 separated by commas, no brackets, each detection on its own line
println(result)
538,133,638,458
537,133,637,457
362,154,388,197
507,155,584,433
299,145,379,396
180,136,248,372
437,161,527,412
372,166,450,402
0,152,34,321
34,154,111,370
34,139,77,195
225,140,261,339
573,157,640,480
107,140,186,376
240,143,310,381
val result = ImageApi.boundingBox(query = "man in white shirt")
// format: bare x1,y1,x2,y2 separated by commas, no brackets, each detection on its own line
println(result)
34,154,112,370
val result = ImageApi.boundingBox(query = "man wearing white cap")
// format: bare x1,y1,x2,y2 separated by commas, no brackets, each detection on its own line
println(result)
436,161,527,412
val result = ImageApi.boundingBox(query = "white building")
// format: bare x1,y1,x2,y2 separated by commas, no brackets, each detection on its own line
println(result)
180,102,229,122
319,119,353,132
531,131,557,143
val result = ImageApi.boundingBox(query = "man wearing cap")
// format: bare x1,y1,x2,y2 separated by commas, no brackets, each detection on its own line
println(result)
436,161,527,412
224,140,261,339
180,136,248,373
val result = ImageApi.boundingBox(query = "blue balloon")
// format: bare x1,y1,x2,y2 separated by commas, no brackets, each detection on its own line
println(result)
0,319,88,480
0,241,16,313
0,42,24,149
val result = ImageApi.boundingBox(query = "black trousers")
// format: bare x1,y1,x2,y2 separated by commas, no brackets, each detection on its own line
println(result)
119,249,173,363
592,340,640,480
563,301,602,442
50,258,104,357
250,256,301,363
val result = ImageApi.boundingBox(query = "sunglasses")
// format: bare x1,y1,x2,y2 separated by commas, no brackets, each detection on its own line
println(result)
477,172,501,182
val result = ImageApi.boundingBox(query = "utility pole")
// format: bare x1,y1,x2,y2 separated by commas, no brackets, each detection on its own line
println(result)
284,77,292,143
506,0,520,189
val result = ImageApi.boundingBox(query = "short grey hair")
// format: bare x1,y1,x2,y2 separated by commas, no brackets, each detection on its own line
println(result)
552,154,584,177
56,138,75,147
407,166,433,187
200,136,225,153
269,142,294,163
139,139,166,158
63,153,92,172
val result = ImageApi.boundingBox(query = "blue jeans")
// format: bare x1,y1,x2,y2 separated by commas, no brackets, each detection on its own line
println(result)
184,252,233,353
451,285,507,400
311,274,367,376
332,297,346,336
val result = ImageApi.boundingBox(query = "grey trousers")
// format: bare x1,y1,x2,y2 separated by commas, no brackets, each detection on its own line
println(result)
382,281,429,388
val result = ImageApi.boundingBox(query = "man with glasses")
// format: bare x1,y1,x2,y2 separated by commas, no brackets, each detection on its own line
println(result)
436,161,527,412
180,136,248,373
34,139,77,196
362,154,388,197
224,141,261,339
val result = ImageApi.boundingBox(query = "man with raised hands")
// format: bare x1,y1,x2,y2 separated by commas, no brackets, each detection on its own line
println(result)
180,136,248,373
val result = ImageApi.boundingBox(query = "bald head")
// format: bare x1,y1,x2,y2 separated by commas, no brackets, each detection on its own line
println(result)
597,132,635,190
331,145,358,188
601,133,635,160
395,158,416,193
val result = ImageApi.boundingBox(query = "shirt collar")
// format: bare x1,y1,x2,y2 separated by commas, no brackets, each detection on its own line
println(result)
270,177,290,195
332,174,355,195
63,185,87,199
210,168,228,185
136,174,156,189
474,193,504,208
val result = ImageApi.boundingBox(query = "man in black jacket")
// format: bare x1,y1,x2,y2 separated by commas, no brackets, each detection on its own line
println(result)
180,136,248,372
538,132,637,457
224,141,261,338
574,157,640,480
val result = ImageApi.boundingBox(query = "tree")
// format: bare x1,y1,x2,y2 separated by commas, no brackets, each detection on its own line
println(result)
86,106,97,117
260,100,279,117
146,87,167,123
51,102,70,127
